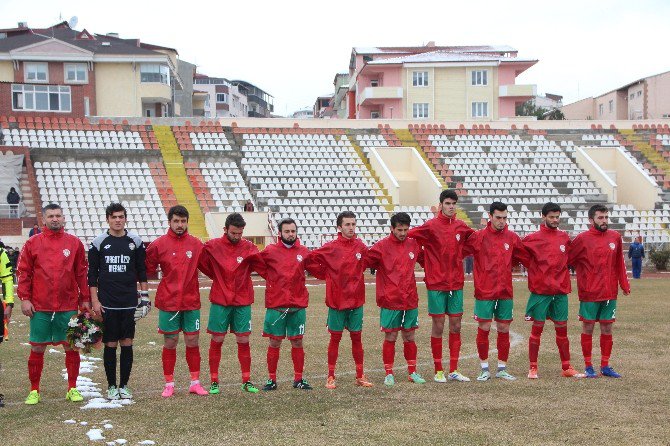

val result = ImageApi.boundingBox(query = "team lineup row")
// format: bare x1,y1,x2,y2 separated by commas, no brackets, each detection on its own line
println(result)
2,189,630,405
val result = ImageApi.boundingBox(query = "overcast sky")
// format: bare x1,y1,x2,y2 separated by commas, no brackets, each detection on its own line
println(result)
1,0,668,116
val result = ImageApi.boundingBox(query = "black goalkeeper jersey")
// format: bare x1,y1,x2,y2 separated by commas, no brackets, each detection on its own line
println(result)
88,230,148,309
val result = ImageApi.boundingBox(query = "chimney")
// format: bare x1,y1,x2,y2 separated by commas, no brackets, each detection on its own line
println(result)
18,21,27,28
107,32,119,38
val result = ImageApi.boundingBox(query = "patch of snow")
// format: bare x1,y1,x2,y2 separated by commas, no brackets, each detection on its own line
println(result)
63,419,77,424
138,442,156,445
147,341,156,346
104,424,113,429
20,342,30,346
48,348,64,354
81,354,102,362
114,440,127,445
80,421,89,426
80,398,124,410
79,391,103,398
86,428,105,441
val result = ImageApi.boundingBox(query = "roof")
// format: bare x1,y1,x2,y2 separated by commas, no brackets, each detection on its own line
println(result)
354,44,517,55
366,50,537,65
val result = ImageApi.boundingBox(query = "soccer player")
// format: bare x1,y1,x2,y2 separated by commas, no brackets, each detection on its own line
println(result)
464,201,525,382
17,203,90,404
198,213,260,394
408,189,474,383
88,203,148,400
1,243,14,343
568,204,630,378
250,218,315,391
308,211,373,389
145,205,206,397
520,202,583,379
366,212,425,387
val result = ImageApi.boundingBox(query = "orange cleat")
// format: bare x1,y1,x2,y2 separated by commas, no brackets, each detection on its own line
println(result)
325,376,337,389
562,366,586,378
355,375,373,387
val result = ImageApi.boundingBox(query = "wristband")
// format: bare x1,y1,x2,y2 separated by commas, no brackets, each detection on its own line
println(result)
140,291,149,297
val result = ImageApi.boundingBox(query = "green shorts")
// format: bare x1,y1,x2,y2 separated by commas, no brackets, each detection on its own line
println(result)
379,307,419,332
524,293,569,322
263,308,306,340
158,309,201,335
579,300,617,323
29,310,77,346
474,299,514,322
327,306,364,333
207,304,252,336
427,289,464,317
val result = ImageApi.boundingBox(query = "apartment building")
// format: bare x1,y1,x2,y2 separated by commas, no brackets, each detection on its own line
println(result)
561,70,670,120
193,73,248,118
230,80,274,117
348,42,537,120
0,21,186,118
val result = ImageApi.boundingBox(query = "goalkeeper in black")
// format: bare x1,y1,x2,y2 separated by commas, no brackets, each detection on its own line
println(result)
89,203,148,400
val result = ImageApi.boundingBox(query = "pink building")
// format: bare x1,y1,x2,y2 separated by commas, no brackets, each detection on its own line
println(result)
348,43,537,120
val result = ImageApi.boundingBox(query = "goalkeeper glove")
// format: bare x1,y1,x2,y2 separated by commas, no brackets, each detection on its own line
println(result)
134,291,151,321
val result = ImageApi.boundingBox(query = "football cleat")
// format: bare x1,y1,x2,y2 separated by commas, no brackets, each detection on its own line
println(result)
189,382,209,396
600,366,622,378
584,366,598,378
293,378,312,390
434,371,447,383
527,367,539,379
476,370,491,382
355,375,373,387
161,383,175,398
262,379,277,391
107,385,120,400
448,371,471,382
495,370,517,381
209,382,220,395
25,390,40,405
383,374,395,387
325,376,337,389
562,367,586,378
408,372,426,384
242,381,260,393
66,388,84,402
118,386,133,399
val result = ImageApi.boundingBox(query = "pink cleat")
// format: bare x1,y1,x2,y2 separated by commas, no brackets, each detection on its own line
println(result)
189,382,208,396
161,383,175,398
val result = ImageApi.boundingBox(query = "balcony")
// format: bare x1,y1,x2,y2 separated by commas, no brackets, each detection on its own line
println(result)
499,84,536,98
358,86,403,105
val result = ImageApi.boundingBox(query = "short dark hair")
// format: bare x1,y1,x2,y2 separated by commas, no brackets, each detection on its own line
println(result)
105,202,127,218
42,203,62,213
278,217,297,232
439,189,458,203
168,205,189,221
541,202,561,216
588,204,608,220
489,201,507,214
390,212,411,228
336,211,356,228
225,212,246,229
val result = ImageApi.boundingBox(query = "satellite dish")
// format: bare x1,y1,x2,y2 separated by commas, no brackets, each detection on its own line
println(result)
68,16,78,29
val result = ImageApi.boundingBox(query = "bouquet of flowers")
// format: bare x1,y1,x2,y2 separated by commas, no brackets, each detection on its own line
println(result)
66,312,103,353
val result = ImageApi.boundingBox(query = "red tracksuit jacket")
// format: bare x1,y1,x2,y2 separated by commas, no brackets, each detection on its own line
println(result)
464,222,524,300
145,229,203,311
198,235,259,307
17,227,90,311
252,239,312,309
568,227,630,301
366,233,423,310
521,224,571,295
408,213,474,291
308,233,368,310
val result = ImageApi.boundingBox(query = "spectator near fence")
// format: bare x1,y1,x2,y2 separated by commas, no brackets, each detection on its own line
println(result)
6,187,20,218
628,237,645,279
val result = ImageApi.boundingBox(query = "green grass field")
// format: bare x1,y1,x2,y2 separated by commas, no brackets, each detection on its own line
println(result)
1,277,669,445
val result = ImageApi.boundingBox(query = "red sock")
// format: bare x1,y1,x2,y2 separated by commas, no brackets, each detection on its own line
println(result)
350,331,364,379
497,331,510,363
162,347,177,383
291,347,305,381
28,350,45,392
208,339,223,382
403,341,417,374
237,342,252,383
185,346,201,381
529,323,544,368
448,332,462,373
600,333,613,368
581,333,593,368
267,345,280,381
327,332,342,377
476,328,490,361
65,350,80,389
430,336,443,373
555,325,571,370
382,339,396,375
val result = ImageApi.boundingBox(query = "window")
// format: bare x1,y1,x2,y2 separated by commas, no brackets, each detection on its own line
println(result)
140,64,169,84
12,84,71,112
412,103,429,119
609,100,614,113
599,104,604,116
216,93,227,103
471,70,488,86
471,102,488,118
370,111,381,119
630,93,635,100
25,62,48,82
64,63,88,83
370,79,379,87
637,90,642,97
413,71,428,87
